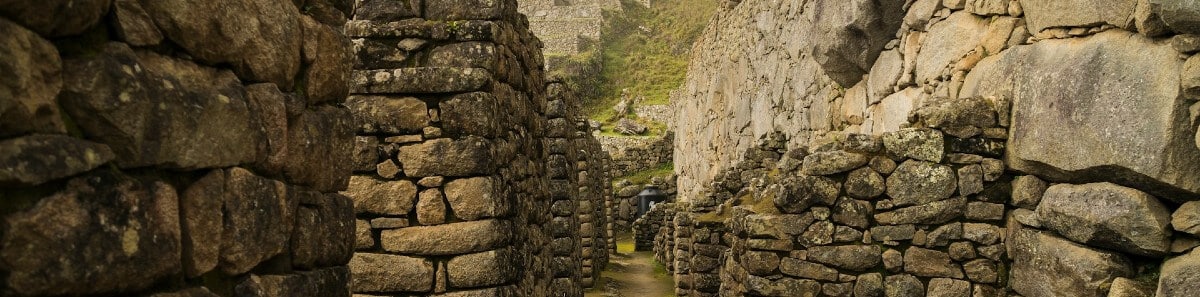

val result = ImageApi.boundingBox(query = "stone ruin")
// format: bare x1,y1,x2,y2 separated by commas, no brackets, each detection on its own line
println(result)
0,0,356,295
6,0,1200,295
665,0,1200,295
0,0,618,296
517,0,618,56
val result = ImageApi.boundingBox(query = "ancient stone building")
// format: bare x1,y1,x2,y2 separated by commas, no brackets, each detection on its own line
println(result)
0,0,356,295
2,0,614,296
667,0,1200,296
342,0,613,295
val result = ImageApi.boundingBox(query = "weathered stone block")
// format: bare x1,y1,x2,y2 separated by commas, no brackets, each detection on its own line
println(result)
845,167,885,199
299,15,352,104
1019,0,1136,33
344,176,417,216
780,258,838,281
138,0,302,88
346,95,429,134
396,137,493,177
926,278,970,297
353,0,419,21
1157,0,1200,34
1,173,180,296
0,0,110,37
380,220,511,255
284,105,355,192
914,12,988,83
903,246,963,278
746,275,821,296
809,0,904,86
244,84,289,175
344,19,498,41
963,30,1200,199
882,128,944,162
291,192,355,269
448,249,516,288
350,253,434,293
445,176,506,220
441,92,501,138
885,160,956,207
416,188,447,225
180,170,224,277
220,168,294,275
876,196,966,226
801,150,869,176
351,67,491,94
60,43,265,170
774,175,840,213
884,274,924,297
0,135,114,186
0,19,66,137
424,0,512,20
806,245,881,272
236,267,350,297
1008,228,1133,297
1037,182,1172,256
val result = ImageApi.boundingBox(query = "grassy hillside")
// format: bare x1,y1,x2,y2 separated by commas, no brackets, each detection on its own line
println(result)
586,0,718,122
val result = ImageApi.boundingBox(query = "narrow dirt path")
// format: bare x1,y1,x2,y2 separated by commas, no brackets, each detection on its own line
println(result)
585,236,676,297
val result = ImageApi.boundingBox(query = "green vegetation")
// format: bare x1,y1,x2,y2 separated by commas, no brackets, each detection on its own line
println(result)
586,0,718,122
616,162,674,185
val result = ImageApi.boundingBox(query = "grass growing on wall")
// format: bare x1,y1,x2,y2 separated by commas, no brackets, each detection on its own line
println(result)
586,0,718,122
617,162,674,186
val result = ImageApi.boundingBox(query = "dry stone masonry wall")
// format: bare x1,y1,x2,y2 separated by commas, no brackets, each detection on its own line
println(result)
0,0,357,295
598,132,674,176
517,0,618,55
670,0,1200,295
342,0,614,295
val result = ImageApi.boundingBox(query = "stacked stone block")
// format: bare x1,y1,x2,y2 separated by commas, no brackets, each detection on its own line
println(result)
546,82,585,295
343,0,558,295
652,203,679,267
671,210,696,296
634,202,674,251
0,0,356,295
665,98,1013,296
571,117,613,288
598,132,674,177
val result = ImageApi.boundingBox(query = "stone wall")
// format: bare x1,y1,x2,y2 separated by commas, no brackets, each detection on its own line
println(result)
343,0,545,294
0,0,356,295
668,95,1200,297
671,0,1200,294
612,175,677,232
598,132,673,177
518,0,609,56
343,0,614,295
634,202,675,251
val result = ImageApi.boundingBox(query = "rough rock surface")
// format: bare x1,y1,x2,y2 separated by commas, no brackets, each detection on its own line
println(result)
1,173,181,296
1019,0,1137,33
1009,228,1133,297
0,19,64,137
1159,248,1200,297
965,30,1200,199
60,43,265,171
1037,183,1172,256
138,0,302,88
810,0,905,86
0,135,114,186
885,160,956,207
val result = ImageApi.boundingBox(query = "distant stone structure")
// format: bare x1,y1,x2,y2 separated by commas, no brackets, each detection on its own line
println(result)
598,132,673,176
518,0,619,55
